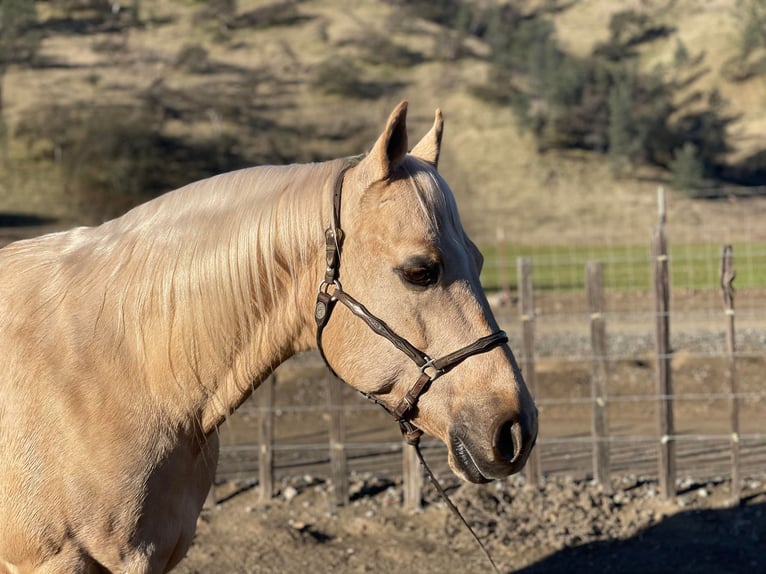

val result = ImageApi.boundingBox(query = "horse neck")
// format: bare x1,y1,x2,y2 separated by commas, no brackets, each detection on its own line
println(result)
103,162,339,433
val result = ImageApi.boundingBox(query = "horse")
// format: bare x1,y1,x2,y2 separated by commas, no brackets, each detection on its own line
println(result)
0,101,538,573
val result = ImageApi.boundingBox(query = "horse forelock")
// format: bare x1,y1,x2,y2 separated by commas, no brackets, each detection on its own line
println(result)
398,156,464,245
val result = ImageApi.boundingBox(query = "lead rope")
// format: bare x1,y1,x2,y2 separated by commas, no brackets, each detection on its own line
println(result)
406,432,502,574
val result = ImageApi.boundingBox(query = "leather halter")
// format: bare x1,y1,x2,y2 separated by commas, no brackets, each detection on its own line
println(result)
314,162,509,444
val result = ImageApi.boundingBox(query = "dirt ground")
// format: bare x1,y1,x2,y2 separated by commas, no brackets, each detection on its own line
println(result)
175,325,766,574
176,462,766,574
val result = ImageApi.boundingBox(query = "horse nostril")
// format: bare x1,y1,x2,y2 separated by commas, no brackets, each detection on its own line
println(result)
494,419,524,463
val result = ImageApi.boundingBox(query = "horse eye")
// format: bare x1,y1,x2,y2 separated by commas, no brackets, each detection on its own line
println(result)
399,264,439,287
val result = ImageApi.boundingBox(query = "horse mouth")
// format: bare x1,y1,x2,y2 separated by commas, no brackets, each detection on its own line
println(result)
450,436,492,484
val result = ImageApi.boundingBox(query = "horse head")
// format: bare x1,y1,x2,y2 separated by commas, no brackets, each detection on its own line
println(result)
316,102,538,483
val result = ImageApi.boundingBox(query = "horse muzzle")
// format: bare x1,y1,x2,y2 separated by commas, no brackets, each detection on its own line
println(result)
448,410,538,483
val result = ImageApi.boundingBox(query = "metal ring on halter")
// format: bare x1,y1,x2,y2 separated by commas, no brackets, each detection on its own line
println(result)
420,356,443,379
317,279,342,297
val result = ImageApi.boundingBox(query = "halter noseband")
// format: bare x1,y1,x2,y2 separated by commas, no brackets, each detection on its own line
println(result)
314,162,509,443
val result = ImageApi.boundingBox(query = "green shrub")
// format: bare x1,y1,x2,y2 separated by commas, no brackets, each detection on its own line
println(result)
359,35,423,67
670,143,707,197
175,43,212,73
312,57,363,97
15,101,247,218
311,57,396,100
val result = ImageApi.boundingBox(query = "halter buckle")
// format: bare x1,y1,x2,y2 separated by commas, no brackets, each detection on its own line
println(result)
324,227,344,284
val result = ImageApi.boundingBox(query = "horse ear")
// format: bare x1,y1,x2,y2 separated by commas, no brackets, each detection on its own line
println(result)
365,101,409,180
410,109,443,168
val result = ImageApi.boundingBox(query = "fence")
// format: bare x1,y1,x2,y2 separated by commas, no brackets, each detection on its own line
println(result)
215,193,766,509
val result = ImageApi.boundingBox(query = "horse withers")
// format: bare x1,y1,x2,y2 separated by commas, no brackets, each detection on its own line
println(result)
0,102,537,573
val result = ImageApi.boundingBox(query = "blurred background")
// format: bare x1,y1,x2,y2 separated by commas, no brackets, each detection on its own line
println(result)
1,0,765,240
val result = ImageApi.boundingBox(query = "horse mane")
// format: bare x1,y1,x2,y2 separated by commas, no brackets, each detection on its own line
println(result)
6,159,349,409
126,159,350,381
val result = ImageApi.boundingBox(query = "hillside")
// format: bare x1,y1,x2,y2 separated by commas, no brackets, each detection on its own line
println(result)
1,0,765,245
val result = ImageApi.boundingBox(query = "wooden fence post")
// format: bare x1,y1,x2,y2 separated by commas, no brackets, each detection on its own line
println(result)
203,483,217,510
327,373,349,506
258,373,276,503
652,190,675,500
517,257,542,487
586,261,610,490
402,445,423,511
497,226,511,306
721,245,741,505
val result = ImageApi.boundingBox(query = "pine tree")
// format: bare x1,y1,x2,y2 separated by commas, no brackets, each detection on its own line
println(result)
728,0,766,81
670,143,707,197
0,0,39,158
607,81,634,175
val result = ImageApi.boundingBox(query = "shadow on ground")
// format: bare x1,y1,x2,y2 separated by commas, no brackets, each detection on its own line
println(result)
0,214,59,248
0,213,57,228
516,500,765,574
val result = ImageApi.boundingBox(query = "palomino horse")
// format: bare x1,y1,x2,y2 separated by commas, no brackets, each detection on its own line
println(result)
0,102,537,573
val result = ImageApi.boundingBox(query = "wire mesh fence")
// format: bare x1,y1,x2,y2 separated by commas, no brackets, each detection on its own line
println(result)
216,197,766,505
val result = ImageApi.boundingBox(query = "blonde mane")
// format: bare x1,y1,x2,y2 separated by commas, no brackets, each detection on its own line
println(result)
4,159,348,422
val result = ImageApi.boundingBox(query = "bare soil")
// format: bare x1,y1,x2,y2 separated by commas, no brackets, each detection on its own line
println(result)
177,459,766,574
176,325,766,574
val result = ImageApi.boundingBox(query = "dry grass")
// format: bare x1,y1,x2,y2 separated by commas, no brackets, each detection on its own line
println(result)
2,0,765,243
